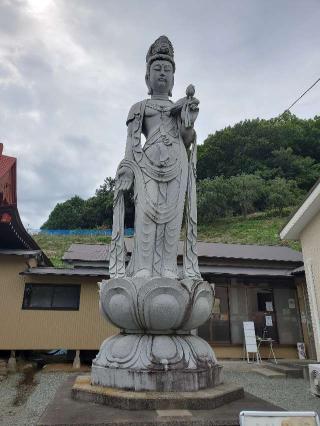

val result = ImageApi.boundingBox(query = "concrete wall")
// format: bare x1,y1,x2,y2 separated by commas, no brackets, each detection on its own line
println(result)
295,274,317,359
300,213,320,360
0,255,117,350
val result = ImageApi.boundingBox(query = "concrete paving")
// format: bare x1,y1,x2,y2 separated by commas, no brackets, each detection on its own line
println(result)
252,367,285,378
38,376,282,425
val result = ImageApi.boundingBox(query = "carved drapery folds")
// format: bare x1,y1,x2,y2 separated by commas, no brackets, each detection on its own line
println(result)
109,99,201,280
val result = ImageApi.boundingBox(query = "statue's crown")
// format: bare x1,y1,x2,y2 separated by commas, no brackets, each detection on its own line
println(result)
146,35,175,71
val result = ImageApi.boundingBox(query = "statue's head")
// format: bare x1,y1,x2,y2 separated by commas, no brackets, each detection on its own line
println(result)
145,35,175,97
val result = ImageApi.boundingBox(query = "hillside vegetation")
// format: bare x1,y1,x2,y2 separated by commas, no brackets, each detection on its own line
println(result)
41,112,320,230
35,210,300,268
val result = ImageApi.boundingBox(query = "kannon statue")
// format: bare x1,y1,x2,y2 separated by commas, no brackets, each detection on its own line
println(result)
92,36,221,393
109,35,201,280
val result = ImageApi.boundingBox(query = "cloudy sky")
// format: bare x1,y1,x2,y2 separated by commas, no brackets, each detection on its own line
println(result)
1,0,319,228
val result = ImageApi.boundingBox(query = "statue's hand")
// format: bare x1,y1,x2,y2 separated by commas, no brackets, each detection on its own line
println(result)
181,97,199,128
116,166,134,191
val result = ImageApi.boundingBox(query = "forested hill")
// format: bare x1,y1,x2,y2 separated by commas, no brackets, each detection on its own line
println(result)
42,113,320,230
198,112,320,190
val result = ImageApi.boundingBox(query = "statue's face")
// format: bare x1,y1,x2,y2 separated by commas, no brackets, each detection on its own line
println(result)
148,60,174,96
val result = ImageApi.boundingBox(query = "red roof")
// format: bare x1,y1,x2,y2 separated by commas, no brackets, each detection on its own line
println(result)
0,143,16,178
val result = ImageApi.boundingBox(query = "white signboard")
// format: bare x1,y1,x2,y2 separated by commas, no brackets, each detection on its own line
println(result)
243,321,258,354
266,301,273,312
297,342,306,360
240,411,319,426
265,315,273,326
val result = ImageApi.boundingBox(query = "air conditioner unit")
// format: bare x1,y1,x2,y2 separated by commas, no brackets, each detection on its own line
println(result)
309,364,320,396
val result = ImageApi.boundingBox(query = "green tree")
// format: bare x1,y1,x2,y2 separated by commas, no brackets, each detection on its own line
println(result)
197,177,234,223
41,196,85,229
229,174,265,218
197,113,320,192
270,147,320,190
266,178,303,214
41,177,135,230
81,177,115,228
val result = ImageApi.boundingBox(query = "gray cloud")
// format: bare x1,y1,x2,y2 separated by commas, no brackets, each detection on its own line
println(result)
0,0,319,228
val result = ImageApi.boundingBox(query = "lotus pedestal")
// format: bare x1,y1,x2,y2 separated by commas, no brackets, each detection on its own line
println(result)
91,277,222,392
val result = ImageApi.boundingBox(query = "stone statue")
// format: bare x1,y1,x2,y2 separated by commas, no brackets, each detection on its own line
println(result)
109,35,201,280
92,36,222,392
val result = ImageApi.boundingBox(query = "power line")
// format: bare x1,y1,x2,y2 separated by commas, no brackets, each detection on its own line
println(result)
284,77,320,113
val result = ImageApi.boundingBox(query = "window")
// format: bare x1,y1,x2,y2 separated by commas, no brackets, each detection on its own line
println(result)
22,284,80,310
247,287,278,342
257,291,273,312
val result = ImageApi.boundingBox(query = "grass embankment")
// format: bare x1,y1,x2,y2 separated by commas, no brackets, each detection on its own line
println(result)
197,211,300,251
34,211,300,267
33,234,111,267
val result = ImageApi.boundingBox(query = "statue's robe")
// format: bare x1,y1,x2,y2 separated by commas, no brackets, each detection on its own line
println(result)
109,100,201,280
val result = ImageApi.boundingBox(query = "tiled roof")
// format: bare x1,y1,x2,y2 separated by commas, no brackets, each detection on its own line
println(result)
22,264,294,279
0,153,16,178
200,265,294,277
0,249,41,257
193,241,302,262
63,240,302,264
63,244,109,262
125,238,302,263
21,267,108,277
292,265,305,275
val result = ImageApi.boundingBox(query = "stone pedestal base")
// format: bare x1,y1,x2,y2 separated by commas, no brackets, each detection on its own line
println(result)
92,363,223,393
92,333,222,392
72,375,244,410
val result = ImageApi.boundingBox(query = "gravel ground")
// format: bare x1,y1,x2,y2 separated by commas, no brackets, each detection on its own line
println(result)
0,371,72,426
0,362,320,425
222,361,320,413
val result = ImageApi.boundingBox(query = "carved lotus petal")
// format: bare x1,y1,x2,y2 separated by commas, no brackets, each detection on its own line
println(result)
99,278,141,331
99,277,214,333
93,334,218,375
110,334,139,359
182,282,214,330
151,335,178,361
138,277,189,331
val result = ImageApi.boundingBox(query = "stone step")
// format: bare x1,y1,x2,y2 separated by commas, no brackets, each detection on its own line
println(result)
263,362,303,378
252,367,285,378
268,360,316,380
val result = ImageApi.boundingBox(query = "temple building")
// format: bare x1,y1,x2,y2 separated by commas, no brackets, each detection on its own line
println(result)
0,144,316,361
